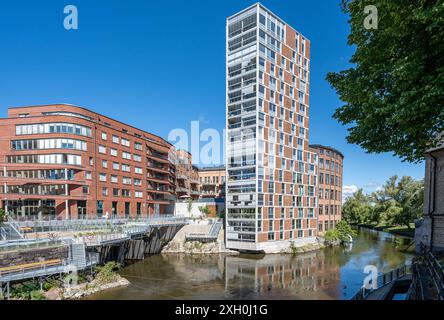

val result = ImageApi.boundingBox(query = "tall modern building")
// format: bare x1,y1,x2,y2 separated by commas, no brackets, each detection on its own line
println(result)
226,3,318,252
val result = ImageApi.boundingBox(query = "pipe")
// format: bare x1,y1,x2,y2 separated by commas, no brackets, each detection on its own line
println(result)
428,151,437,252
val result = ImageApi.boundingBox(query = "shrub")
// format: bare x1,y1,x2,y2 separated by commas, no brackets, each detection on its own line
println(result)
30,290,46,300
94,261,122,284
0,208,6,223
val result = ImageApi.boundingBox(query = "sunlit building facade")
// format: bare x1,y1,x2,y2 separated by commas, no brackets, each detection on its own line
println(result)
226,3,318,252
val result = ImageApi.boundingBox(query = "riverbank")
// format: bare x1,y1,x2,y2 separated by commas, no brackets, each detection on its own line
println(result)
161,223,239,255
58,275,130,300
162,223,332,254
356,223,415,238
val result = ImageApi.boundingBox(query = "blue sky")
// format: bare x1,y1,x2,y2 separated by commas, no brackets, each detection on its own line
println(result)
0,0,424,195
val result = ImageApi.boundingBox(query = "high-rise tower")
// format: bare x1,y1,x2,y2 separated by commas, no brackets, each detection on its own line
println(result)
226,3,318,252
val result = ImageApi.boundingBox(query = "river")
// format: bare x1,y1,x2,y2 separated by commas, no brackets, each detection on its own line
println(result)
87,228,414,300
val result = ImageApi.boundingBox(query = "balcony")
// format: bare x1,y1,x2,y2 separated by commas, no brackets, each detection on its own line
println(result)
176,187,188,193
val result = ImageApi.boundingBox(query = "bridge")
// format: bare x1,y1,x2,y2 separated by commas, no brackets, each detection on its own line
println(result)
0,215,188,298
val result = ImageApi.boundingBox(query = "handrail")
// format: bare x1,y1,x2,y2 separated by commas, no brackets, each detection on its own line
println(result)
4,217,24,239
351,264,412,300
0,259,62,276
419,243,444,299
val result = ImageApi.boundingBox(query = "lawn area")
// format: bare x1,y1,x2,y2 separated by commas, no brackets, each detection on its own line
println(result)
357,223,415,238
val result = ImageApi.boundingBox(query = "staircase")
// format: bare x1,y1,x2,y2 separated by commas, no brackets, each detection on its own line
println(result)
209,222,222,238
71,242,87,269
1,221,24,240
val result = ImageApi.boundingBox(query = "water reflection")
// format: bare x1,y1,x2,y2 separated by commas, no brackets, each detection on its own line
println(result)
86,229,413,300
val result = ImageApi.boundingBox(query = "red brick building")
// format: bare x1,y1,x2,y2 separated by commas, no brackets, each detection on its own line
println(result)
309,144,344,234
0,104,176,220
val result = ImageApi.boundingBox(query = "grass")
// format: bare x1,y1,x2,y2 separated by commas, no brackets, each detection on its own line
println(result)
357,223,415,238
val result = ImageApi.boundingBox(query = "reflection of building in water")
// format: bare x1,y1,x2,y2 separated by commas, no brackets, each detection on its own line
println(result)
161,254,226,283
224,253,340,299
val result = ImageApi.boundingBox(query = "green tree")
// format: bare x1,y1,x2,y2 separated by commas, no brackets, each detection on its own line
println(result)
372,175,424,229
326,0,444,162
0,208,5,223
198,205,210,219
187,198,193,216
342,189,372,224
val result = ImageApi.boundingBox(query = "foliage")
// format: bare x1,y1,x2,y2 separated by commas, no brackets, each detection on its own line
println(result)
30,290,46,300
336,220,357,239
371,176,424,229
10,280,45,300
343,175,424,229
94,261,122,284
342,189,372,224
198,205,210,218
42,279,60,291
187,199,193,215
0,208,6,223
324,229,341,242
326,0,444,162
324,220,356,242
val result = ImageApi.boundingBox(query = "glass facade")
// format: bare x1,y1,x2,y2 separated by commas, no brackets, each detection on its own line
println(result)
226,4,317,251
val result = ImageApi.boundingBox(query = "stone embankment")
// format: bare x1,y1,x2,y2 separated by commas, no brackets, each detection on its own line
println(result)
278,240,326,254
44,275,130,300
161,222,238,255
162,222,335,255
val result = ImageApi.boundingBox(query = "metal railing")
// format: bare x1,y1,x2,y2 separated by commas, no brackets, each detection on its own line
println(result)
186,222,222,243
4,217,24,239
81,233,129,246
418,243,444,299
0,238,66,253
351,264,412,300
14,215,186,232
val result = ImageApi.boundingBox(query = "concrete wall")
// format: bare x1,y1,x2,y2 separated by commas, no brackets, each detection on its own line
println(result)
174,201,224,218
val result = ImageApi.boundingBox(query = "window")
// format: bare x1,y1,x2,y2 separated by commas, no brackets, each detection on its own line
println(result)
110,148,117,157
134,178,142,186
135,191,143,198
99,173,107,182
122,189,131,197
102,160,108,168
85,171,92,180
102,187,108,196
133,154,142,162
112,135,119,144
122,164,130,172
113,162,120,170
135,167,143,174
135,142,142,150
111,175,118,183
7,154,82,166
98,145,106,154
123,177,132,185
122,151,131,160
121,138,130,147
97,201,103,217
259,13,266,25
16,123,91,137
101,132,107,140
113,188,120,196
82,186,89,194
12,138,87,151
